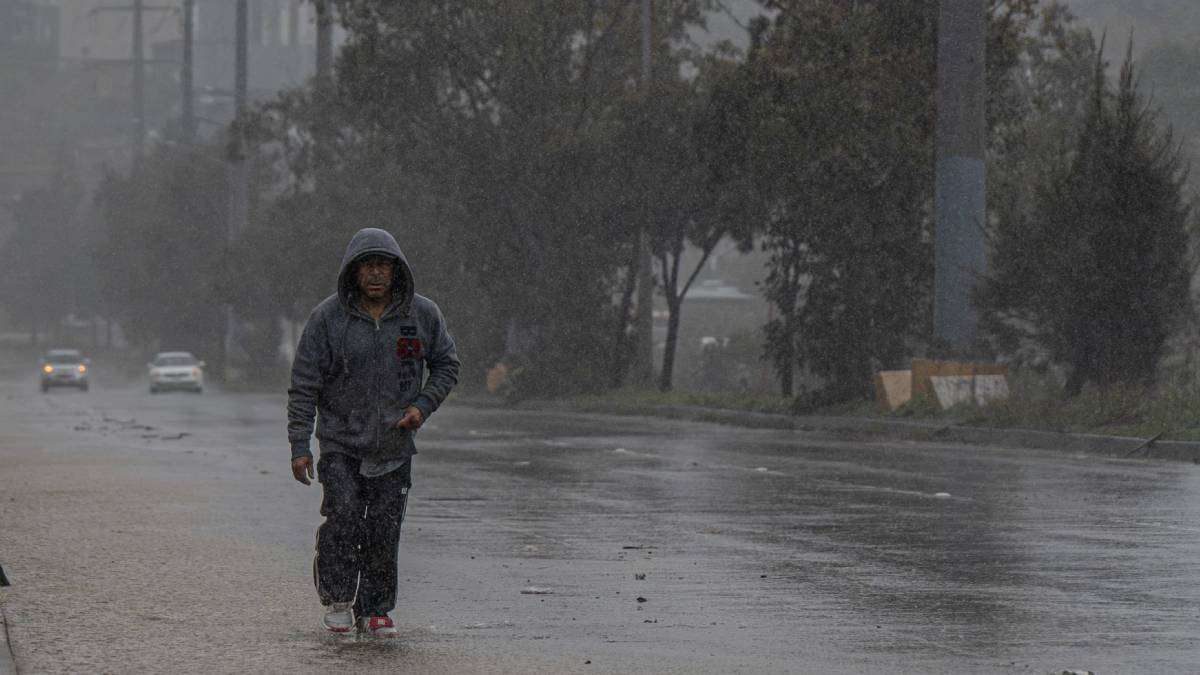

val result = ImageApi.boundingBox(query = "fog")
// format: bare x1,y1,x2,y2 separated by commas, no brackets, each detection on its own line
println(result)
6,3,1200,673
1,0,1198,401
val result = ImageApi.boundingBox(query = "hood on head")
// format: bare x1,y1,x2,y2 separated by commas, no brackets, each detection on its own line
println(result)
337,228,415,312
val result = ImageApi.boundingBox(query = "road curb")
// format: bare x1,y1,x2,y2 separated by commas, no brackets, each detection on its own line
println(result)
511,400,1200,464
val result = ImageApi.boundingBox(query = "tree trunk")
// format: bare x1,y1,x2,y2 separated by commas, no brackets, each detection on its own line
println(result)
779,313,795,397
1064,338,1093,398
658,297,682,392
1063,367,1085,399
611,260,638,388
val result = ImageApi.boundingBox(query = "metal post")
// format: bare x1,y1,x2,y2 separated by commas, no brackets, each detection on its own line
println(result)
132,0,145,163
316,0,333,81
231,0,248,243
934,0,988,350
632,0,655,385
641,0,651,83
181,0,195,143
225,0,250,379
235,0,248,119
287,0,300,48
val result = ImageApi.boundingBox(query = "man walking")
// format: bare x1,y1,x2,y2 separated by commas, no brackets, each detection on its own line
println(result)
287,227,460,637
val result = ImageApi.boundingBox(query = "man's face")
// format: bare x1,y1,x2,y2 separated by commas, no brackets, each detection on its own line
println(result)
355,255,395,301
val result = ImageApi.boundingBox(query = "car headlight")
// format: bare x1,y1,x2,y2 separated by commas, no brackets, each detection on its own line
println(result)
77,365,87,373
42,365,53,374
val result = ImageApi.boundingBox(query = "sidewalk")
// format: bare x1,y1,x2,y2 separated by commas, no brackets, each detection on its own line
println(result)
513,398,1200,463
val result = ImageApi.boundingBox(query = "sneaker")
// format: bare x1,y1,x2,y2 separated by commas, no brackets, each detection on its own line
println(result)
321,602,354,633
358,615,399,638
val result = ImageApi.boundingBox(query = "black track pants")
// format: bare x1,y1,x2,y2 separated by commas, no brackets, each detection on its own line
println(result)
313,452,411,617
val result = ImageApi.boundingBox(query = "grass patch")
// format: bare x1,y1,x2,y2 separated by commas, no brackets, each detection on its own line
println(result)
565,387,797,416
548,372,1200,441
960,374,1200,440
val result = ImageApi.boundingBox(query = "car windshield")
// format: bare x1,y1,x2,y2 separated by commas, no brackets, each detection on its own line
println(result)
45,352,82,364
154,355,196,367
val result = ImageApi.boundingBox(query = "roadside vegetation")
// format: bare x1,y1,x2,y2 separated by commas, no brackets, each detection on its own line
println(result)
565,372,1200,442
3,1,1197,418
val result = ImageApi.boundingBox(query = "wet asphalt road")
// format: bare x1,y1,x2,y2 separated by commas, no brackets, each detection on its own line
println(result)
2,375,1199,673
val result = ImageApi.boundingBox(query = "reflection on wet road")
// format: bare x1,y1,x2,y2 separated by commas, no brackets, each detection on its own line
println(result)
2,380,1198,673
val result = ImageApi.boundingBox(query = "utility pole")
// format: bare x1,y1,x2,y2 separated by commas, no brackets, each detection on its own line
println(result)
288,1,300,50
934,0,987,351
312,0,334,187
132,0,145,164
235,0,248,124
315,0,333,81
87,3,174,163
632,0,655,385
225,0,250,380
181,0,195,144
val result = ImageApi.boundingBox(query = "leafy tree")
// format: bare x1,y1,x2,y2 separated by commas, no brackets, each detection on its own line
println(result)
247,0,713,394
0,146,90,346
988,2,1098,270
713,0,940,400
979,42,1193,396
710,0,1084,401
93,145,228,365
602,45,753,392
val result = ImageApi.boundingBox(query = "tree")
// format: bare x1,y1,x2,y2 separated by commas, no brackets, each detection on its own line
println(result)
713,0,938,400
709,0,1080,402
988,2,1098,279
93,145,227,362
0,145,87,345
604,47,753,392
247,0,714,395
979,42,1193,396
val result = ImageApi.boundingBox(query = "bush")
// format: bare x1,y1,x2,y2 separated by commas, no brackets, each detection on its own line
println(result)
980,43,1193,396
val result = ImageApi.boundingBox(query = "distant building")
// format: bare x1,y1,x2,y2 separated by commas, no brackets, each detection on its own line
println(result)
0,0,329,211
0,1,59,59
190,0,326,133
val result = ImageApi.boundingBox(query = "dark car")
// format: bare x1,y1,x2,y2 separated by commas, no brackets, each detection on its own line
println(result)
39,349,90,393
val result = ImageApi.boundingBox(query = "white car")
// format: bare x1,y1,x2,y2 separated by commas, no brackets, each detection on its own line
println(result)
148,351,205,394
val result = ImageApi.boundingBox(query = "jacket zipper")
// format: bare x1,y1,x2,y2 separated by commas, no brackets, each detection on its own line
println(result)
373,316,382,452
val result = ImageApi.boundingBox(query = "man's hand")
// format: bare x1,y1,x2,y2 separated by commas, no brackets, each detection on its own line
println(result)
396,405,424,431
292,456,315,485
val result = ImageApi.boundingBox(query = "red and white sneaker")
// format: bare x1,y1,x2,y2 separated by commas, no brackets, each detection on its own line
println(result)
358,616,399,638
321,602,354,634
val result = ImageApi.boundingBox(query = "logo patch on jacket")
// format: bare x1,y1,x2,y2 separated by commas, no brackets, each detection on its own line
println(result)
397,337,424,360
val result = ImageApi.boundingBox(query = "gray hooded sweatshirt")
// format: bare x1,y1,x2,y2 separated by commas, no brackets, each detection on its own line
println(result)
287,228,460,476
